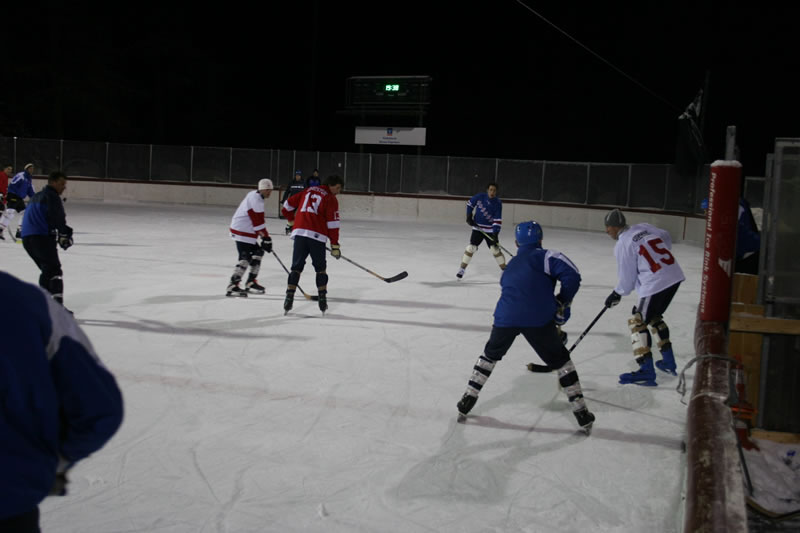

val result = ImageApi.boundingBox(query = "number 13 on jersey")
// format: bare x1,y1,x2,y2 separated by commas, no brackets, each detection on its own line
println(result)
301,193,322,214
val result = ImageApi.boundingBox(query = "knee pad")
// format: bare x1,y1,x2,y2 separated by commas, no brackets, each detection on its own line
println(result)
648,317,670,349
316,270,329,290
461,244,477,266
628,312,651,357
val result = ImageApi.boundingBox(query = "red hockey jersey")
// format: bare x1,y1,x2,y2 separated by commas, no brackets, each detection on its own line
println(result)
281,185,340,245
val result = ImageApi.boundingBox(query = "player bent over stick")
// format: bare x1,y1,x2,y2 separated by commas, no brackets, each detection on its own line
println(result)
226,179,274,297
456,221,595,434
281,175,344,315
457,182,505,279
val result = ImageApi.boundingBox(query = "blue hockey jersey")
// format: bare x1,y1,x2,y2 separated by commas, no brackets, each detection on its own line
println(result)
21,184,71,237
0,273,123,520
467,192,502,235
8,170,35,199
493,243,581,327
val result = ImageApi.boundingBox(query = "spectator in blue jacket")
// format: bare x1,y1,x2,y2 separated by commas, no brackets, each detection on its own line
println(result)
21,171,74,311
0,162,36,241
457,182,505,279
455,220,595,433
701,196,761,275
0,271,123,532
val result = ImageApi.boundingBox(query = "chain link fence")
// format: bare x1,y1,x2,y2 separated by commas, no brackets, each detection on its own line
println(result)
1,135,718,214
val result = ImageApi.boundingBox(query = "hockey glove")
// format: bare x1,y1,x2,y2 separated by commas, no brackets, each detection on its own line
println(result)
466,212,474,226
605,291,622,308
554,296,570,326
557,326,568,346
58,233,73,250
260,237,273,253
49,456,73,496
330,244,341,259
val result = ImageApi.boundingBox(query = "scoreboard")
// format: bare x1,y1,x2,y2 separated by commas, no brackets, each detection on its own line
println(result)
346,76,431,107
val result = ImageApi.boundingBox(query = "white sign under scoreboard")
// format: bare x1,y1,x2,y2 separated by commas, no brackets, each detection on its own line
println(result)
354,127,427,146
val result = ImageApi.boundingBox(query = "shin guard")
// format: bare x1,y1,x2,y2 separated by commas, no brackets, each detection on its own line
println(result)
556,360,586,412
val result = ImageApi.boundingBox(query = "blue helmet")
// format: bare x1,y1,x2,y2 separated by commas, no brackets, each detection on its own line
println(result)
515,220,543,247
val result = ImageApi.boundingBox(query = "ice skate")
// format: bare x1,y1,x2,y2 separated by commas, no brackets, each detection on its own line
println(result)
655,347,677,376
245,279,265,294
226,283,248,297
0,229,4,240
573,407,595,435
14,228,21,242
283,291,294,315
318,292,328,315
456,267,465,279
619,357,657,386
456,393,477,421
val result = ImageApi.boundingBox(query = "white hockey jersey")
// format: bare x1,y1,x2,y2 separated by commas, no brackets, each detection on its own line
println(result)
230,190,269,244
613,223,684,298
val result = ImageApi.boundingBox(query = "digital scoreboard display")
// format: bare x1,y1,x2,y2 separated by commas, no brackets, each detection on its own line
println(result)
347,76,431,107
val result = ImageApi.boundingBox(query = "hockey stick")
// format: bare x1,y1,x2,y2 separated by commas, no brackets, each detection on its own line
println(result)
478,229,514,257
271,249,318,301
326,246,408,283
527,306,608,373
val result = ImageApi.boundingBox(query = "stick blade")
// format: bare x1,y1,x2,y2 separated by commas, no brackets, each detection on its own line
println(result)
526,363,553,373
383,271,408,283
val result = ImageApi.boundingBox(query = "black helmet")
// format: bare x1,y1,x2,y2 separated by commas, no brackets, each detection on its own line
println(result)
604,209,626,228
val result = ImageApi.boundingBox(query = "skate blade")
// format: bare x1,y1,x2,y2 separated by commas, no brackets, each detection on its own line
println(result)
619,379,657,387
457,413,468,423
581,423,593,435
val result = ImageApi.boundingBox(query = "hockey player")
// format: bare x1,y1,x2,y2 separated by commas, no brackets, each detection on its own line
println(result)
0,271,123,532
0,164,11,216
227,179,274,297
281,174,343,314
0,163,36,241
21,171,74,311
456,220,595,433
281,170,306,235
603,209,685,386
457,182,505,279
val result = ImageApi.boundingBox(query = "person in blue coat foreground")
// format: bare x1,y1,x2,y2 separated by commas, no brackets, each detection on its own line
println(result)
456,220,595,433
0,272,123,532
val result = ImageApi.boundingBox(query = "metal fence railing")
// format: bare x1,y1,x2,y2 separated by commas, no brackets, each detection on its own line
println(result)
1,135,745,214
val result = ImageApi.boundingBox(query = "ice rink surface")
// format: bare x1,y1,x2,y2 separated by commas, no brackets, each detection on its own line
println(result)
1,201,704,533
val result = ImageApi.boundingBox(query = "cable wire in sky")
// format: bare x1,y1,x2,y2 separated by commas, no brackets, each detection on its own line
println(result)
515,0,684,114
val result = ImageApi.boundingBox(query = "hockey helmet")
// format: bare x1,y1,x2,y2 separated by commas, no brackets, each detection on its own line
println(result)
515,220,543,247
604,208,626,228
258,178,274,191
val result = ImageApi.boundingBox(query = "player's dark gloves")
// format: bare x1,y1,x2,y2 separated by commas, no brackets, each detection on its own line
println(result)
58,233,73,250
605,291,621,308
261,237,272,253
331,244,341,259
555,296,571,325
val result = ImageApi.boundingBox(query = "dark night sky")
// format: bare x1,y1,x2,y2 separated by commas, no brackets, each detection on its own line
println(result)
3,2,798,175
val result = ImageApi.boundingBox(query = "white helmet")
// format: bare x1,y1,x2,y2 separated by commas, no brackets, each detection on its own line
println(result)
258,178,273,191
